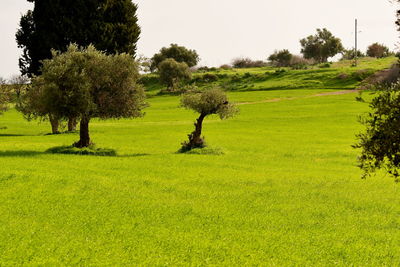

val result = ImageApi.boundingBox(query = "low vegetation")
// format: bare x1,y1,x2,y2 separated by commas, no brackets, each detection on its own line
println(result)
141,57,397,95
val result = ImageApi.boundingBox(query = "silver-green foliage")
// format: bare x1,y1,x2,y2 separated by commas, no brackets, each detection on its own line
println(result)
20,44,147,121
181,88,238,119
158,58,192,89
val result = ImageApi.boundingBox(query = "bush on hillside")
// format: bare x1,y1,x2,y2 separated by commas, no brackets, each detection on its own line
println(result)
150,44,200,71
367,43,391,58
219,64,232,70
232,58,267,68
341,49,365,60
268,49,293,67
158,58,192,90
289,55,315,69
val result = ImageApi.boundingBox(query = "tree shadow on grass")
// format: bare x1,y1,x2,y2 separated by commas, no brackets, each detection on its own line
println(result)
0,150,44,157
117,153,150,158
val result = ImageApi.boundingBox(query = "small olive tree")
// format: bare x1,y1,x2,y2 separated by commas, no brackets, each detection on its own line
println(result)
20,44,147,148
268,49,293,67
150,44,199,71
180,88,238,151
158,58,192,90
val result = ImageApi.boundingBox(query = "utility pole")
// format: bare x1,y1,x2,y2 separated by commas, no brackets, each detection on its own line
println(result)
354,19,358,66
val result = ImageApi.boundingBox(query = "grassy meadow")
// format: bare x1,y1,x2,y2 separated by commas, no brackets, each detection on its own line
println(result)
1,58,400,265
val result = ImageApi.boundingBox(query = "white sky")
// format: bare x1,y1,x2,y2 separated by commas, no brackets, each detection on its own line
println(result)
0,0,399,78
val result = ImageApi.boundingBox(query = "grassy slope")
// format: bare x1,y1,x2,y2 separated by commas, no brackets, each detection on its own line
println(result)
143,57,397,95
1,57,400,265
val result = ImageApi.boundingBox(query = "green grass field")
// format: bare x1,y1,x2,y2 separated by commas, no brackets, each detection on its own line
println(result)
1,58,400,265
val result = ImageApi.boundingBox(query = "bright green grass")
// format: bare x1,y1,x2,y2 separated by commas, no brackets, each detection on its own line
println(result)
143,57,397,95
1,88,400,265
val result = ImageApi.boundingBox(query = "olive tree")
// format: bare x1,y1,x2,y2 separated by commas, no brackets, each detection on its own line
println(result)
20,44,147,147
158,58,192,90
268,49,293,67
354,81,400,180
150,44,199,71
180,88,238,151
300,28,344,63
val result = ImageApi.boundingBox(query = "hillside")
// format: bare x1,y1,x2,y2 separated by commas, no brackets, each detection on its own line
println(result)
142,57,397,95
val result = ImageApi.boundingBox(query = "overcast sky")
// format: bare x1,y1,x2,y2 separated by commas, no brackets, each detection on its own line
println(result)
1,0,399,78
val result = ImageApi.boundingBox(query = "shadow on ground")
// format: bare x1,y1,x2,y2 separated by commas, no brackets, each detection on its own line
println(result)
0,150,44,157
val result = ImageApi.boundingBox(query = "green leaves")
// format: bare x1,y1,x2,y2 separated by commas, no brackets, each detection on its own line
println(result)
181,88,238,119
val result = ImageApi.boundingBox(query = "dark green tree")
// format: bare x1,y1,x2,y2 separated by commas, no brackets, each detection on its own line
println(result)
268,49,293,67
180,88,238,151
150,44,200,71
16,0,141,132
19,44,147,147
16,0,140,77
300,28,344,63
366,43,390,58
158,58,192,90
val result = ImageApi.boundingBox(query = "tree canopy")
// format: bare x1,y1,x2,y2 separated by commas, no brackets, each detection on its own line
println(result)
158,58,192,89
366,43,390,58
300,28,344,63
354,82,400,180
150,44,199,72
16,0,141,77
268,49,293,67
19,44,147,147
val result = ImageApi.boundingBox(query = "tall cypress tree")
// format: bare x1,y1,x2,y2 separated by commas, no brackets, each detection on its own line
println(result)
16,0,141,78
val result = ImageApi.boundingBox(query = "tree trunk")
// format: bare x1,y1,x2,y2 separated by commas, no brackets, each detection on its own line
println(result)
68,117,77,132
187,113,206,148
74,116,91,148
49,114,60,134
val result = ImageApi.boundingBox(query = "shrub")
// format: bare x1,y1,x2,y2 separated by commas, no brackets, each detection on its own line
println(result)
219,64,232,70
158,58,192,89
341,49,365,60
197,66,217,72
366,43,391,58
318,62,331,68
202,73,219,82
268,49,293,67
232,58,266,68
289,55,314,69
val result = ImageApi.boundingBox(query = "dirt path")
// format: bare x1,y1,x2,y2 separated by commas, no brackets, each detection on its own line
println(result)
237,89,359,105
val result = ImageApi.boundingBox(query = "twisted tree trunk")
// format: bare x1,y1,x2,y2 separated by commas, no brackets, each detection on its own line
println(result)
187,113,206,149
74,116,91,148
